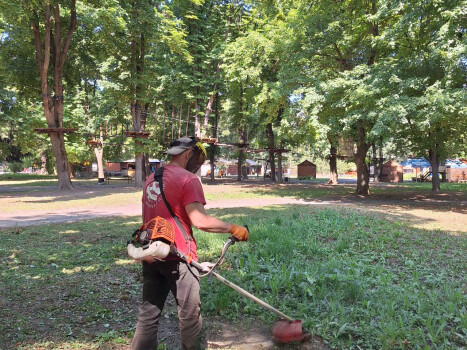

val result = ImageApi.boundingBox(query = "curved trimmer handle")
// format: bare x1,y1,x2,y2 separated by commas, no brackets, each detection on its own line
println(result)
203,225,249,276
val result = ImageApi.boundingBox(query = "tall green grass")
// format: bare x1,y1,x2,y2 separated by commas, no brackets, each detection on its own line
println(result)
197,206,467,349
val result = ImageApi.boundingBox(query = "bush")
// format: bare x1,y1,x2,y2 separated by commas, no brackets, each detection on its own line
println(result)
7,161,23,173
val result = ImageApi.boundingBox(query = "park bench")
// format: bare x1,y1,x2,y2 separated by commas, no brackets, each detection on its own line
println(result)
104,171,134,184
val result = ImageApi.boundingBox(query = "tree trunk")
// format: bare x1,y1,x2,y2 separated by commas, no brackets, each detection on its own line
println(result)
209,145,216,182
328,144,338,185
209,93,219,182
186,103,190,136
237,128,245,182
202,60,221,137
135,140,144,188
354,0,377,195
67,161,74,179
178,105,182,138
143,153,150,179
355,121,370,195
194,98,201,137
94,147,105,184
266,123,276,182
237,150,243,182
372,142,378,183
153,102,158,140
378,137,383,181
129,28,148,188
355,151,370,195
440,159,446,183
171,104,175,140
94,127,105,184
40,150,48,175
32,1,76,190
277,141,283,183
429,149,441,192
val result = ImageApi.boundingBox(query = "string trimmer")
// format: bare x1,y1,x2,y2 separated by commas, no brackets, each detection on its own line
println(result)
170,236,306,343
127,221,306,343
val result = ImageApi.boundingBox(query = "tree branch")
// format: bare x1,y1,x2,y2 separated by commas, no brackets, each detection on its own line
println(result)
59,0,77,70
42,4,52,84
31,12,43,75
333,43,350,70
54,3,61,69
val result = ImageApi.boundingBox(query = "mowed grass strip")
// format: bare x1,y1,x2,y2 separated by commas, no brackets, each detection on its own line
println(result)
1,206,466,349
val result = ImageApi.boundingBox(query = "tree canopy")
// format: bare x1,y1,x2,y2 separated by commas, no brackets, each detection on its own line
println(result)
1,0,465,192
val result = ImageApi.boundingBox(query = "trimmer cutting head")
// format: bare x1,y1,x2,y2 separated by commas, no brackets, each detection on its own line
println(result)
270,320,304,343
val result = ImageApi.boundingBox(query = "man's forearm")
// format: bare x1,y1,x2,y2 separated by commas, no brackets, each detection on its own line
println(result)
194,215,232,233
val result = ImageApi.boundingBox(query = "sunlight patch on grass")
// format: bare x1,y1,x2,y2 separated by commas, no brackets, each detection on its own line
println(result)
61,265,98,274
59,229,80,234
120,219,142,227
114,258,136,266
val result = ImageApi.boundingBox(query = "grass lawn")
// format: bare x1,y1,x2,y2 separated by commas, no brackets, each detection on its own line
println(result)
0,174,97,187
1,205,466,349
251,181,467,200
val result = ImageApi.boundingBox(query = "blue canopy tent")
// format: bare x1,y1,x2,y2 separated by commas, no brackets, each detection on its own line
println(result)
400,158,431,168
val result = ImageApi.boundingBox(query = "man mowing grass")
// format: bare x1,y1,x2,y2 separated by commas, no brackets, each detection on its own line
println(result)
129,137,249,350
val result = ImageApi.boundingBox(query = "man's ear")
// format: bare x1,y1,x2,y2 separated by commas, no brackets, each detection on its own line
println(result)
184,149,192,162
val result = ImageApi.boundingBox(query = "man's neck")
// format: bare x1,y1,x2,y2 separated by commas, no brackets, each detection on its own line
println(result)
168,160,185,169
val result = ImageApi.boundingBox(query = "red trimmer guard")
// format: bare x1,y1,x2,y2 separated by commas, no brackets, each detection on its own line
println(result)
270,320,304,343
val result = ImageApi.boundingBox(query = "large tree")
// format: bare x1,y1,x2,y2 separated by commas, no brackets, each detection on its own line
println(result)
98,0,196,187
281,0,398,195
1,0,78,189
383,0,467,191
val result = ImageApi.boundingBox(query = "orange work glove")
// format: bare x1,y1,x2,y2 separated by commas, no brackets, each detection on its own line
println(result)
230,224,249,241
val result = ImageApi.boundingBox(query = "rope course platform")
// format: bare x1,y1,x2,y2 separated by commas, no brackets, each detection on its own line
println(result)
124,131,151,138
197,137,218,144
215,143,235,148
248,148,290,153
86,140,102,146
34,127,78,134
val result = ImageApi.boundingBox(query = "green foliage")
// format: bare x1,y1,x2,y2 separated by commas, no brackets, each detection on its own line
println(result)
6,161,23,173
0,0,466,190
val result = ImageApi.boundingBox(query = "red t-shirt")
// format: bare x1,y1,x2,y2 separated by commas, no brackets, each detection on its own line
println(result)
142,164,206,261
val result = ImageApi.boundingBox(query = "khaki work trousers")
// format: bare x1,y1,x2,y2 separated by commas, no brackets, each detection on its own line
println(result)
131,260,202,350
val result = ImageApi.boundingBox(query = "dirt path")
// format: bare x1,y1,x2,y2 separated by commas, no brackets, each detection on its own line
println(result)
0,195,334,228
1,181,465,234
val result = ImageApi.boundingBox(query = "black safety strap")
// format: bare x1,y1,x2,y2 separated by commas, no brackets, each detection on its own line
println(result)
153,167,192,244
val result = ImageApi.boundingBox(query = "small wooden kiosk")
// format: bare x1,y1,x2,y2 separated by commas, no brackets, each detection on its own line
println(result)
380,160,403,183
297,160,317,179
